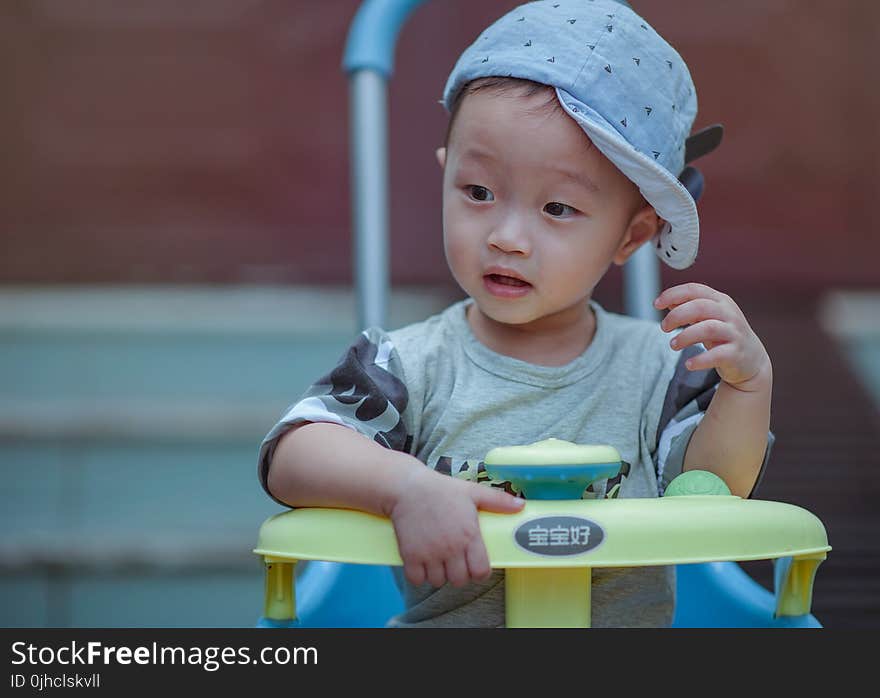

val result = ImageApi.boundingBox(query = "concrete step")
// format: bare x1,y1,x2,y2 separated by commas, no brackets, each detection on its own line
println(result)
1,435,282,627
0,284,454,403
0,284,455,626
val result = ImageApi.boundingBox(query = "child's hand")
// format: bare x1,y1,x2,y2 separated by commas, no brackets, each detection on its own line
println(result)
389,466,524,588
654,283,771,391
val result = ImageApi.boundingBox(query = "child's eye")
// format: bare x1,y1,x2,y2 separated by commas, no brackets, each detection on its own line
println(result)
466,185,494,202
544,201,577,217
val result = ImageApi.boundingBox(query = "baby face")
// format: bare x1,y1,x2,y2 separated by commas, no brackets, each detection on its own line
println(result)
440,87,653,333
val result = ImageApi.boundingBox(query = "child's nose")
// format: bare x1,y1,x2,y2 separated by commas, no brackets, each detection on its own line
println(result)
486,218,531,256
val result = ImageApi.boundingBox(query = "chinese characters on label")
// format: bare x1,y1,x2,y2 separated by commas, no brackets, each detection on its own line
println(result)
527,524,591,547
514,516,604,556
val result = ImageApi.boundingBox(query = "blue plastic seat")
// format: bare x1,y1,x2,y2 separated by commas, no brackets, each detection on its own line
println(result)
258,560,820,628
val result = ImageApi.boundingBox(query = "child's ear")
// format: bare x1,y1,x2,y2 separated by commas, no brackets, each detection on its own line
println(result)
613,204,662,266
435,147,446,169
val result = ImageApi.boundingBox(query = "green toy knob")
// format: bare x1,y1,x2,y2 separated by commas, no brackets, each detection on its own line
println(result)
664,470,732,497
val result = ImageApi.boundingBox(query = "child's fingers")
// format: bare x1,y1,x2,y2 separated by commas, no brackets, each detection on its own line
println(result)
472,484,525,513
404,561,427,588
660,298,725,333
425,560,447,588
654,282,725,310
444,556,470,588
681,343,735,372
466,537,492,582
669,319,733,352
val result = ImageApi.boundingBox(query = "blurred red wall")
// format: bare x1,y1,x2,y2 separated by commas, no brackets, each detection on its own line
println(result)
1,0,877,292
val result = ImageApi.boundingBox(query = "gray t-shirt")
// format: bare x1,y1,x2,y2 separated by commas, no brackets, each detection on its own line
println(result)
258,299,768,627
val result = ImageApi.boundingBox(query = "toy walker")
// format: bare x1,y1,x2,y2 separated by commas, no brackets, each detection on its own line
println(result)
255,438,829,628
253,0,831,628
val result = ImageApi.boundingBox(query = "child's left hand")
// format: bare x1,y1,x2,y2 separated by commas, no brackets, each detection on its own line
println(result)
654,283,771,391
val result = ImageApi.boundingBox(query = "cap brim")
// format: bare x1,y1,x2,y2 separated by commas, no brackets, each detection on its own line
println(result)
556,87,699,270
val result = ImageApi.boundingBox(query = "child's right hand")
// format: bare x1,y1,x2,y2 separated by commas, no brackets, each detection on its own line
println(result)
389,466,525,588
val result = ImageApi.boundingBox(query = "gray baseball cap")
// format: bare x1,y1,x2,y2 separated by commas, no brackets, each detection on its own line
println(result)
442,0,715,269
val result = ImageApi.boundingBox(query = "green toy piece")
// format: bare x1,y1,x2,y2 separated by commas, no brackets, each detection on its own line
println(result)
664,469,732,497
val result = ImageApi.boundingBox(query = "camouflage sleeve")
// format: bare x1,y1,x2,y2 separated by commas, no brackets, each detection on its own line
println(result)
653,344,773,498
257,327,413,504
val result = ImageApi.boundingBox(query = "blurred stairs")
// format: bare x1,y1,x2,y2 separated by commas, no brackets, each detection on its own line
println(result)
3,286,876,628
0,285,452,627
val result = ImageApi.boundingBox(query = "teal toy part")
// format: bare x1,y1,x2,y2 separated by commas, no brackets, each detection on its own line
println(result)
486,463,621,500
664,469,732,497
484,439,622,500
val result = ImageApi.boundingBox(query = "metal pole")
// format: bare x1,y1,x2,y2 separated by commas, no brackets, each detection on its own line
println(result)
349,70,390,331
343,0,429,331
624,244,660,322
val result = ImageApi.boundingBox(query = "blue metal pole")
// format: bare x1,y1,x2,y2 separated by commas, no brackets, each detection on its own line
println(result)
625,245,661,322
343,0,429,331
343,0,428,79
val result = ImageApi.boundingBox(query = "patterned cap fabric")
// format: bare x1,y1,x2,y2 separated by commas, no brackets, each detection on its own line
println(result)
442,0,700,269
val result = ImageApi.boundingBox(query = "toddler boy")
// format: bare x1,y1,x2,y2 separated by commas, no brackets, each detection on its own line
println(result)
258,0,773,627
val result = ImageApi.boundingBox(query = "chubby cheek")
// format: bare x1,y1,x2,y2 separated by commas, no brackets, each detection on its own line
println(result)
442,231,465,287
543,238,607,301
442,207,480,287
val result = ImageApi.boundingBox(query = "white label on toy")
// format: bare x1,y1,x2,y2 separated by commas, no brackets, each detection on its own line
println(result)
513,516,604,556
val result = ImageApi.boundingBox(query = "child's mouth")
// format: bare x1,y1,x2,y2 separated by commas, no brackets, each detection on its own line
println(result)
483,273,532,298
487,274,529,286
